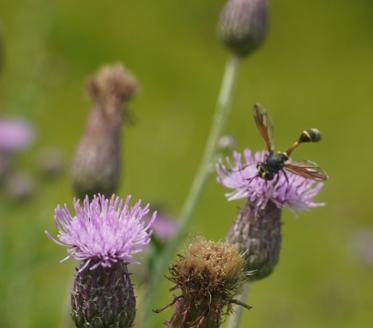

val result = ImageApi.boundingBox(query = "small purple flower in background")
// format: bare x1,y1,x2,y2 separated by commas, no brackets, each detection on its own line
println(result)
217,149,325,280
217,149,324,212
0,117,35,183
0,117,35,153
46,194,156,328
146,210,177,241
133,209,177,284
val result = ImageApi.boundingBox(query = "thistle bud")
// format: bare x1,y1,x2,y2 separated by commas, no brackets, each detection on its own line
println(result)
218,0,268,57
227,201,281,280
161,238,248,328
217,135,236,154
71,64,137,198
72,262,135,328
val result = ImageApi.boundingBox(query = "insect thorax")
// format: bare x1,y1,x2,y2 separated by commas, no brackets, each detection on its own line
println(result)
257,151,288,180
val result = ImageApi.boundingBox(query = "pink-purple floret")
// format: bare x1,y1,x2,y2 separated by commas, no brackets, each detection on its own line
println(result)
216,149,324,212
46,194,157,271
0,118,34,152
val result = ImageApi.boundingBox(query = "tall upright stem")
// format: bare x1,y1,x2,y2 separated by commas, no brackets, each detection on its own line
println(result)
227,283,250,328
140,55,241,327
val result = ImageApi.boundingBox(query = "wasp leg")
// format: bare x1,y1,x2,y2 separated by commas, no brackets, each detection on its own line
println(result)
273,172,280,187
281,169,290,198
245,174,259,184
282,169,290,184
231,163,249,173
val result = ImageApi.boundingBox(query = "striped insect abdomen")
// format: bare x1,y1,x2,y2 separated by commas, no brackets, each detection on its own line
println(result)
298,128,321,143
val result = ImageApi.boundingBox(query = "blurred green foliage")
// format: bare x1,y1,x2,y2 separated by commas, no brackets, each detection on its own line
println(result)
1,0,373,327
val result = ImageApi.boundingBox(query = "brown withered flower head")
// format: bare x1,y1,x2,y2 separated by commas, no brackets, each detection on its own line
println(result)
71,63,137,198
159,238,250,328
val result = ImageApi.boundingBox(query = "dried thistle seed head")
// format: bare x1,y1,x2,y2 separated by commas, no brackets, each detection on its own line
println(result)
165,238,246,327
87,63,138,110
71,63,138,198
227,201,281,280
218,0,268,57
177,238,243,288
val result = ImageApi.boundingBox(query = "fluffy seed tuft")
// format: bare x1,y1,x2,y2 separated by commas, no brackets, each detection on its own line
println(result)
163,238,247,328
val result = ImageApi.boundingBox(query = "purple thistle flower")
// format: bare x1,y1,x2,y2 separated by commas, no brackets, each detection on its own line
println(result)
217,149,324,212
0,118,35,152
46,194,156,271
145,211,177,241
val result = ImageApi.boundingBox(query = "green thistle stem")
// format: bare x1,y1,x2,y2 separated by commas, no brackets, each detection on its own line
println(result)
140,55,241,327
227,283,250,328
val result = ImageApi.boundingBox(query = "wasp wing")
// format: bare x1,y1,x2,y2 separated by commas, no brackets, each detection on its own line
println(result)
253,104,274,151
284,159,328,181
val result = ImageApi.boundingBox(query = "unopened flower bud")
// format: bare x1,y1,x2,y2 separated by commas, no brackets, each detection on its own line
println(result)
218,0,269,57
71,64,138,198
227,201,281,280
160,238,249,327
218,134,236,154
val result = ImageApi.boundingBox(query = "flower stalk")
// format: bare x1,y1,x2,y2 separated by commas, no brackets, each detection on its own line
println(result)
227,283,250,328
140,55,241,327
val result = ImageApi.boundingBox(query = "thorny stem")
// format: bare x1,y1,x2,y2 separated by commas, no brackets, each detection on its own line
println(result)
140,55,241,327
227,283,250,328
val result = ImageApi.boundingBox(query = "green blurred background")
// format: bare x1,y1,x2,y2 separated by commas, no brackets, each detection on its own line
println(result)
1,0,373,327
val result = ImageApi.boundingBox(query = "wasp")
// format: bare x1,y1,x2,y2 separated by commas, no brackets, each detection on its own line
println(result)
252,104,328,182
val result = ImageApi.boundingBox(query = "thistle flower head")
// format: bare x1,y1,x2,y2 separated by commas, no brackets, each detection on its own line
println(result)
0,118,34,152
218,0,268,57
217,149,324,213
46,194,156,271
164,238,247,327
